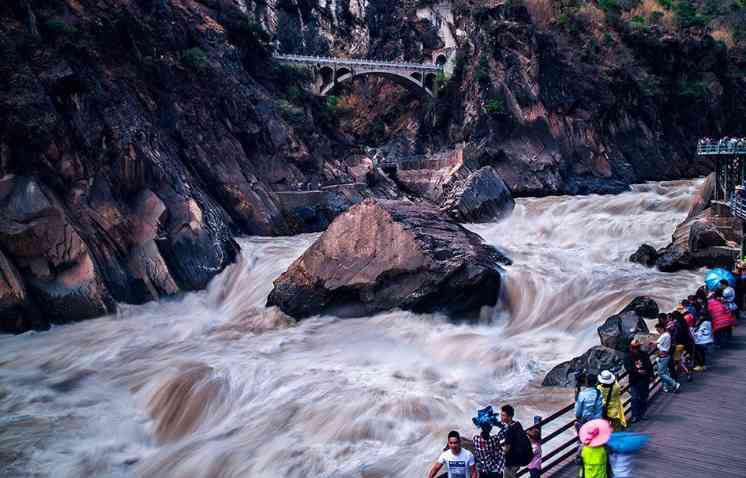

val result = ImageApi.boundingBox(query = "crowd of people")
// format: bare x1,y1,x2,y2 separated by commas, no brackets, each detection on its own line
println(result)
698,137,746,150
427,275,740,478
427,405,541,478
573,276,739,477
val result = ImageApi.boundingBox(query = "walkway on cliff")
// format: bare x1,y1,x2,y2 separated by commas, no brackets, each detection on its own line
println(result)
550,329,746,477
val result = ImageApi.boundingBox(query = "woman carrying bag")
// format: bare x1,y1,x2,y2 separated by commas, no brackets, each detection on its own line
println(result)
597,370,627,432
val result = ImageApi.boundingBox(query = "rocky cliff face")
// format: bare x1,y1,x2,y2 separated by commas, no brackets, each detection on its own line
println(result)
2,0,745,330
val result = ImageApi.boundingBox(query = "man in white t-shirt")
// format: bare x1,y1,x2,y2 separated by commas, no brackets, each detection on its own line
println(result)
427,430,477,478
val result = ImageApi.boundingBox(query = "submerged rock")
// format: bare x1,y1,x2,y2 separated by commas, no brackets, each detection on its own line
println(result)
266,199,510,319
629,244,658,267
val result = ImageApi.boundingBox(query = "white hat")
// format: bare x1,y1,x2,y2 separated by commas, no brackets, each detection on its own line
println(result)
597,370,615,385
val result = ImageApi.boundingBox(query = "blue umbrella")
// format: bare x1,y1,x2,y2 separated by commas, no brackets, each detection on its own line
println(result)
607,432,651,454
705,268,735,291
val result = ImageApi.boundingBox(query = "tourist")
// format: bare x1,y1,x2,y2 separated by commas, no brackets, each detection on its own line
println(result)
427,430,478,478
655,323,680,393
578,419,612,478
526,428,542,478
597,370,627,431
625,340,653,423
575,372,603,431
720,279,738,312
685,296,700,320
678,302,696,327
671,311,694,382
708,289,736,347
471,407,505,478
693,313,714,371
499,405,531,478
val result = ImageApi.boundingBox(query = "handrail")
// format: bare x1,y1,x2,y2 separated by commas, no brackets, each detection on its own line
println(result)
272,53,443,71
729,193,746,221
516,350,663,476
697,143,746,156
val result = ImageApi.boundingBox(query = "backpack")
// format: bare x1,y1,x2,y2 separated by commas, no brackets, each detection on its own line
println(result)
509,422,533,467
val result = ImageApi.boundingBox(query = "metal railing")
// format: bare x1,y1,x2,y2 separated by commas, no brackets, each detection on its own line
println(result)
272,54,443,72
697,143,746,156
729,192,746,221
517,350,664,477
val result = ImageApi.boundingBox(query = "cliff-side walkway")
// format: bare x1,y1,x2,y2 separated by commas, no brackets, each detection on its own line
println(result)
551,329,746,477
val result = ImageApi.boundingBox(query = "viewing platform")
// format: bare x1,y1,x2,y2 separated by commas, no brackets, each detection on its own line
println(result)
537,329,746,477
697,143,746,156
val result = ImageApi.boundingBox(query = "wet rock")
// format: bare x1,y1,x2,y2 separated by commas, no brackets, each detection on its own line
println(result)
543,346,626,388
441,166,515,223
655,245,692,272
620,296,659,319
688,220,727,253
0,248,34,333
267,199,510,319
629,244,658,267
0,176,113,323
598,309,650,351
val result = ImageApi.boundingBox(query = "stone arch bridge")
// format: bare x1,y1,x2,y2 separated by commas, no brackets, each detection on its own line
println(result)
273,54,444,97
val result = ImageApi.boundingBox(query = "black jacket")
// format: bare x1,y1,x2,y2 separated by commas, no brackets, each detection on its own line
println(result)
625,351,654,384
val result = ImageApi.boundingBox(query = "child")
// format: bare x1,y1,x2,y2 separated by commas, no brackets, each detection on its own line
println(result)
526,428,541,478
693,314,714,371
578,419,612,478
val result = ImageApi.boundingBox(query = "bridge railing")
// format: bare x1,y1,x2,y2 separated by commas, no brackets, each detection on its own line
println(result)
729,192,746,221
517,349,664,477
697,143,746,156
273,54,442,71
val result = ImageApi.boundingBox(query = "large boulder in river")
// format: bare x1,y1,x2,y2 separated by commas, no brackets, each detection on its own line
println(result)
543,346,626,388
266,199,510,319
441,166,515,223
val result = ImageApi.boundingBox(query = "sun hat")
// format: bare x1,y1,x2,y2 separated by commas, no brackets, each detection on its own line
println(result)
579,419,612,447
597,370,615,385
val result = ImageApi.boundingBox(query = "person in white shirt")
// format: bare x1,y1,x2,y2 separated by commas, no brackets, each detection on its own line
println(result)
693,315,714,371
427,431,477,478
655,323,680,393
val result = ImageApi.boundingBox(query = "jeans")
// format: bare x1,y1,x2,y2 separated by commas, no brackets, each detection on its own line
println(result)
657,355,678,391
629,379,649,419
479,471,502,478
694,344,709,367
503,466,519,478
529,469,541,478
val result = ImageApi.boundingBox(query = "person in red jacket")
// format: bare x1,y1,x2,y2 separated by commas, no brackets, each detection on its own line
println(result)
708,289,736,347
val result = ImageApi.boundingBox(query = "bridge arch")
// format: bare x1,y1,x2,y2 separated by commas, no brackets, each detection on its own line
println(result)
320,69,435,97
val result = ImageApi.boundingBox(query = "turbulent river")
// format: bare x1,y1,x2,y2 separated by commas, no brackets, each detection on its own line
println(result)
0,180,704,478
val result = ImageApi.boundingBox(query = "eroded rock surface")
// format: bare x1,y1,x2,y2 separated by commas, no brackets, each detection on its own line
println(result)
267,199,510,319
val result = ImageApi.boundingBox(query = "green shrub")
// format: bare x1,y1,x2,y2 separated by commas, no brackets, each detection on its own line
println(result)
44,18,78,35
734,24,746,45
658,0,674,9
629,15,646,29
277,100,305,124
603,32,615,46
485,97,506,115
673,1,709,28
678,79,707,98
182,48,209,69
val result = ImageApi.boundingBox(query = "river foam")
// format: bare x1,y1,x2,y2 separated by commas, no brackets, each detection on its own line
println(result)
0,180,703,477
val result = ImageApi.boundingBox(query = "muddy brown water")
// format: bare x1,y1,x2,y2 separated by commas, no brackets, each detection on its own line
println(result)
0,180,703,477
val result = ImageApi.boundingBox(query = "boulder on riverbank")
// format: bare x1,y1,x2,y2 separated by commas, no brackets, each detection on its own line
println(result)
266,199,510,319
542,346,626,387
544,297,657,387
440,166,515,223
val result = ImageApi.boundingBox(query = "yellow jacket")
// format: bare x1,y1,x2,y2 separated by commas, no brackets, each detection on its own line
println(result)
597,382,627,428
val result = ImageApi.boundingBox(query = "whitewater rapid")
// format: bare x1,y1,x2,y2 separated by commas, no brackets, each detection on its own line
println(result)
0,180,703,477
